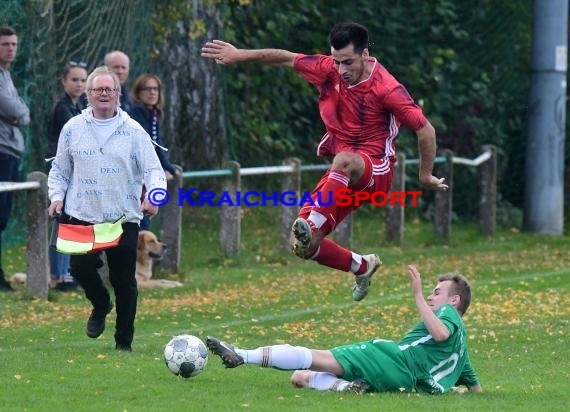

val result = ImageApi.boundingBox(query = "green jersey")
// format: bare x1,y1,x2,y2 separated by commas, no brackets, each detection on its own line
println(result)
398,304,479,394
331,304,479,393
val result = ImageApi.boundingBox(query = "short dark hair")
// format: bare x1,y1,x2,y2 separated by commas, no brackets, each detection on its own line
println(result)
438,273,472,316
0,26,17,37
329,22,369,54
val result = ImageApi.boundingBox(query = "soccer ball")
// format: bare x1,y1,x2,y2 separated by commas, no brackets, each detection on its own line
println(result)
164,334,209,378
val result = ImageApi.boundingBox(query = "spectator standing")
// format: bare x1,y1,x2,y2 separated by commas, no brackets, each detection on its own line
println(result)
0,26,30,292
46,61,88,292
47,66,166,351
130,74,181,230
104,50,132,114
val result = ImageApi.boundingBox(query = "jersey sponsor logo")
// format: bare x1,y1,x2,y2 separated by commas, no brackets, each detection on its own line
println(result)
103,211,125,220
76,189,103,198
100,167,121,174
71,149,97,156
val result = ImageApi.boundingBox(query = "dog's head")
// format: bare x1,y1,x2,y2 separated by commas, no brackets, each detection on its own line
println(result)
137,230,166,262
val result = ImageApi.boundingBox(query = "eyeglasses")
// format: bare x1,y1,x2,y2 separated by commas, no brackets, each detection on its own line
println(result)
89,87,117,96
140,86,160,92
69,60,87,68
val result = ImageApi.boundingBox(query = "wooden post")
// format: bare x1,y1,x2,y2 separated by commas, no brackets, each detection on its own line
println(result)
433,150,453,242
386,153,406,244
479,145,497,236
26,172,49,299
280,157,301,252
334,215,353,249
160,166,183,272
220,161,241,256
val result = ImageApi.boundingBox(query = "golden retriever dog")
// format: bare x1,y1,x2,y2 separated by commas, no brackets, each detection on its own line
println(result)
136,230,183,288
10,272,27,285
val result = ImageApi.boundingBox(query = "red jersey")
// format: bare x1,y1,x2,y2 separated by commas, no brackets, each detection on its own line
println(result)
294,54,427,159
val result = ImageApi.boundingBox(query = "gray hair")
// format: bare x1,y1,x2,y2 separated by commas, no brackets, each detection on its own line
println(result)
85,66,122,108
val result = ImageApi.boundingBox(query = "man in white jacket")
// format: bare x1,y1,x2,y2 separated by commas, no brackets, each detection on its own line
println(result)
0,26,30,292
48,66,166,352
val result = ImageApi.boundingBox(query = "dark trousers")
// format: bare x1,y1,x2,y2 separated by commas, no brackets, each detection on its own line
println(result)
70,222,139,346
0,152,20,278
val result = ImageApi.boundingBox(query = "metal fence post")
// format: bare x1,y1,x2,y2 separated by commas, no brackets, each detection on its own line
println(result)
220,161,241,256
26,172,49,299
433,150,453,242
160,166,182,272
386,153,406,244
280,157,301,252
479,145,497,236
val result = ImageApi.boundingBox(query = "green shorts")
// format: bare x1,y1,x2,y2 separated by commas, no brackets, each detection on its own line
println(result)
331,338,414,392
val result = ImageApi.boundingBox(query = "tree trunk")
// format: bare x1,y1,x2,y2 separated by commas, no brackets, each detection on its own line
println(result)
161,1,227,172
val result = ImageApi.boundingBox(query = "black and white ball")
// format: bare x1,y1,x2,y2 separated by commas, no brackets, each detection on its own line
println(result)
164,334,208,378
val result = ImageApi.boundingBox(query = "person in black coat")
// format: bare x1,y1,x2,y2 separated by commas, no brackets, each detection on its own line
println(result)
130,73,180,230
47,62,88,159
46,61,88,291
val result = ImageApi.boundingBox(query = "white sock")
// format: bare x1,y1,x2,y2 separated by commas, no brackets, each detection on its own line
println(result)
308,211,327,229
350,252,362,274
236,344,312,370
308,371,350,391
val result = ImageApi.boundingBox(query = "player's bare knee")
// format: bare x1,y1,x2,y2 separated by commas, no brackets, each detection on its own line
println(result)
332,152,361,170
331,152,365,181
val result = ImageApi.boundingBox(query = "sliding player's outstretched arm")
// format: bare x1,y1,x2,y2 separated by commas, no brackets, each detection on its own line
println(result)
408,265,450,342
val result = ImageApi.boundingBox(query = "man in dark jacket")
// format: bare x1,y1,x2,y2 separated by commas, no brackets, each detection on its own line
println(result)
0,26,30,291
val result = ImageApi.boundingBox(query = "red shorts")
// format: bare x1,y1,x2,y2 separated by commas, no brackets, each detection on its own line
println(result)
298,154,394,234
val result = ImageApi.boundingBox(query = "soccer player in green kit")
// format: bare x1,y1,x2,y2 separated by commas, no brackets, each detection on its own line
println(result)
206,265,482,394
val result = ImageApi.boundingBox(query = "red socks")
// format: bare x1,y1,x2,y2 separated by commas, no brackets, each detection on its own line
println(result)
311,238,352,272
311,170,349,233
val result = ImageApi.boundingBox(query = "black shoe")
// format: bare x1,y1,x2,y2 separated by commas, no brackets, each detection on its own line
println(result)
206,336,244,368
115,343,132,352
86,301,113,338
344,379,371,394
55,281,80,292
0,276,14,292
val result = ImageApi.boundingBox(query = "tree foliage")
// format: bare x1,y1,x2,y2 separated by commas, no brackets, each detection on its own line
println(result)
207,0,532,217
0,0,536,221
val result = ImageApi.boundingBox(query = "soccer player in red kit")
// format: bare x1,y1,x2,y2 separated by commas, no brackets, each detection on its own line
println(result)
201,22,448,301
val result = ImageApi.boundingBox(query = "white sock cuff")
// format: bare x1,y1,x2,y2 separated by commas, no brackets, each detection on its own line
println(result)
298,346,313,369
308,371,350,391
308,211,327,229
242,345,313,370
271,345,313,370
350,252,362,273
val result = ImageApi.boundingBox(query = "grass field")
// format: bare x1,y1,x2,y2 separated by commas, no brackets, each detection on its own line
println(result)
1,206,569,412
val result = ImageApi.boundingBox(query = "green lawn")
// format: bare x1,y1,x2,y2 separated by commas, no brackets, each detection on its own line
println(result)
1,206,569,411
